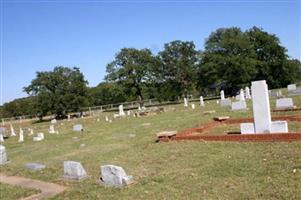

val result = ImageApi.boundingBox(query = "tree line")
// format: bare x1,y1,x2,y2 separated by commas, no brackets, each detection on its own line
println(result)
1,27,300,119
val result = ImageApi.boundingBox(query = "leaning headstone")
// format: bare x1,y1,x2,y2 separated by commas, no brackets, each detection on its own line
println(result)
51,119,57,124
200,96,204,107
33,133,44,142
183,98,188,107
0,145,9,165
73,124,83,132
240,80,288,134
10,124,16,137
25,163,46,171
18,128,24,142
287,84,297,91
276,98,294,109
119,105,126,116
63,161,87,180
100,165,133,187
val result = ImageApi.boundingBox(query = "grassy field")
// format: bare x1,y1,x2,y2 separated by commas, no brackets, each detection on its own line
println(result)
0,93,301,199
0,183,39,200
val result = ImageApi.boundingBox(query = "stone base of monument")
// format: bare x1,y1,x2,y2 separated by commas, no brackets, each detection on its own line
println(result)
240,121,288,134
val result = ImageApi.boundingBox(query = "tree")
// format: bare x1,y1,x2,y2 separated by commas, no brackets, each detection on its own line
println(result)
24,66,89,119
157,40,200,99
105,48,156,106
200,27,258,95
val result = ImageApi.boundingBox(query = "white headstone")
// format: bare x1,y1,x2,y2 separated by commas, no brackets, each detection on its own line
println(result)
127,110,131,116
184,98,188,107
0,145,8,165
67,114,71,121
51,119,57,124
245,86,251,99
73,124,83,132
200,96,204,107
63,161,87,180
33,133,44,142
220,90,225,100
287,84,297,91
100,165,133,187
231,101,247,111
105,116,109,122
240,80,288,134
48,125,57,134
191,104,195,109
28,128,34,136
276,98,294,109
0,134,4,142
220,99,231,107
118,105,126,116
240,89,245,101
10,124,16,137
18,128,24,142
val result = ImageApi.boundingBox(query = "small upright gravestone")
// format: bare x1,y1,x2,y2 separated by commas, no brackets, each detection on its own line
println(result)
200,96,204,107
0,145,9,165
48,125,58,134
119,105,126,116
18,128,24,142
100,165,133,187
10,124,16,137
191,104,195,109
73,124,83,132
63,161,87,180
0,133,4,142
220,90,231,107
33,133,44,142
183,98,188,107
245,86,251,99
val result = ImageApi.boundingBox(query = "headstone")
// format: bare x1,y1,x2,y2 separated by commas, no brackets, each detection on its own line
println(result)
33,133,44,141
18,128,24,142
200,96,204,107
73,124,83,132
67,114,71,121
127,110,131,116
48,125,57,134
239,89,245,101
0,134,4,142
28,128,34,136
269,90,282,97
231,101,247,111
184,98,188,107
63,161,87,180
0,127,5,134
240,80,288,134
51,119,57,124
191,104,195,109
100,165,133,187
0,145,9,165
220,90,225,100
25,163,46,171
276,98,294,109
220,99,231,107
118,105,126,116
287,84,296,91
97,118,100,122
10,124,16,137
245,86,251,99
105,116,109,122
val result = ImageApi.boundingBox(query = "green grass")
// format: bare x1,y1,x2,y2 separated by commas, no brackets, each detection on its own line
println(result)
1,94,301,199
0,183,39,200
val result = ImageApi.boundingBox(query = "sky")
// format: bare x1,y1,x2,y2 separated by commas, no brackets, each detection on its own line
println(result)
1,0,300,104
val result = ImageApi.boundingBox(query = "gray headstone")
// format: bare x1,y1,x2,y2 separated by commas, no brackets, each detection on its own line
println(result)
100,165,133,187
63,161,87,180
0,127,6,134
73,124,83,132
0,145,8,165
25,163,46,171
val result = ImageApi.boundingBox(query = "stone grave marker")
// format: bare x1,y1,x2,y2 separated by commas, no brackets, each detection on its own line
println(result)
63,161,87,180
240,80,288,134
51,119,57,124
0,133,4,142
18,128,24,142
245,86,251,99
10,124,16,137
33,133,44,141
191,104,195,109
287,84,296,91
184,98,188,107
48,125,58,134
25,163,46,171
100,165,133,187
220,90,231,107
73,124,83,132
119,105,126,116
0,145,9,165
276,98,294,109
200,96,204,107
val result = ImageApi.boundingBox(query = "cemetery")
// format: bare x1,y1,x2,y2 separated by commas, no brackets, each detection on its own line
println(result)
0,83,300,199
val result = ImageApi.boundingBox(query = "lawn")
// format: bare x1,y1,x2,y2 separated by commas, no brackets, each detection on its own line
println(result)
1,94,301,199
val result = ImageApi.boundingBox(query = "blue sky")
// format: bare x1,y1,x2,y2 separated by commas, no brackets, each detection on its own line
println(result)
1,0,300,104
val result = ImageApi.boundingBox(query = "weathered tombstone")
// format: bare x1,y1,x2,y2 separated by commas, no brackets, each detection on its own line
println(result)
191,104,195,109
0,145,9,165
245,86,251,99
119,105,126,116
48,125,57,134
184,98,188,107
100,165,133,187
287,84,297,91
10,124,16,137
239,89,245,101
25,163,46,171
231,101,247,111
276,98,294,109
33,133,44,141
200,96,204,107
18,128,24,142
240,80,288,134
67,114,71,121
220,90,231,107
73,124,83,132
51,119,57,124
220,90,225,100
127,110,131,116
63,161,87,180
